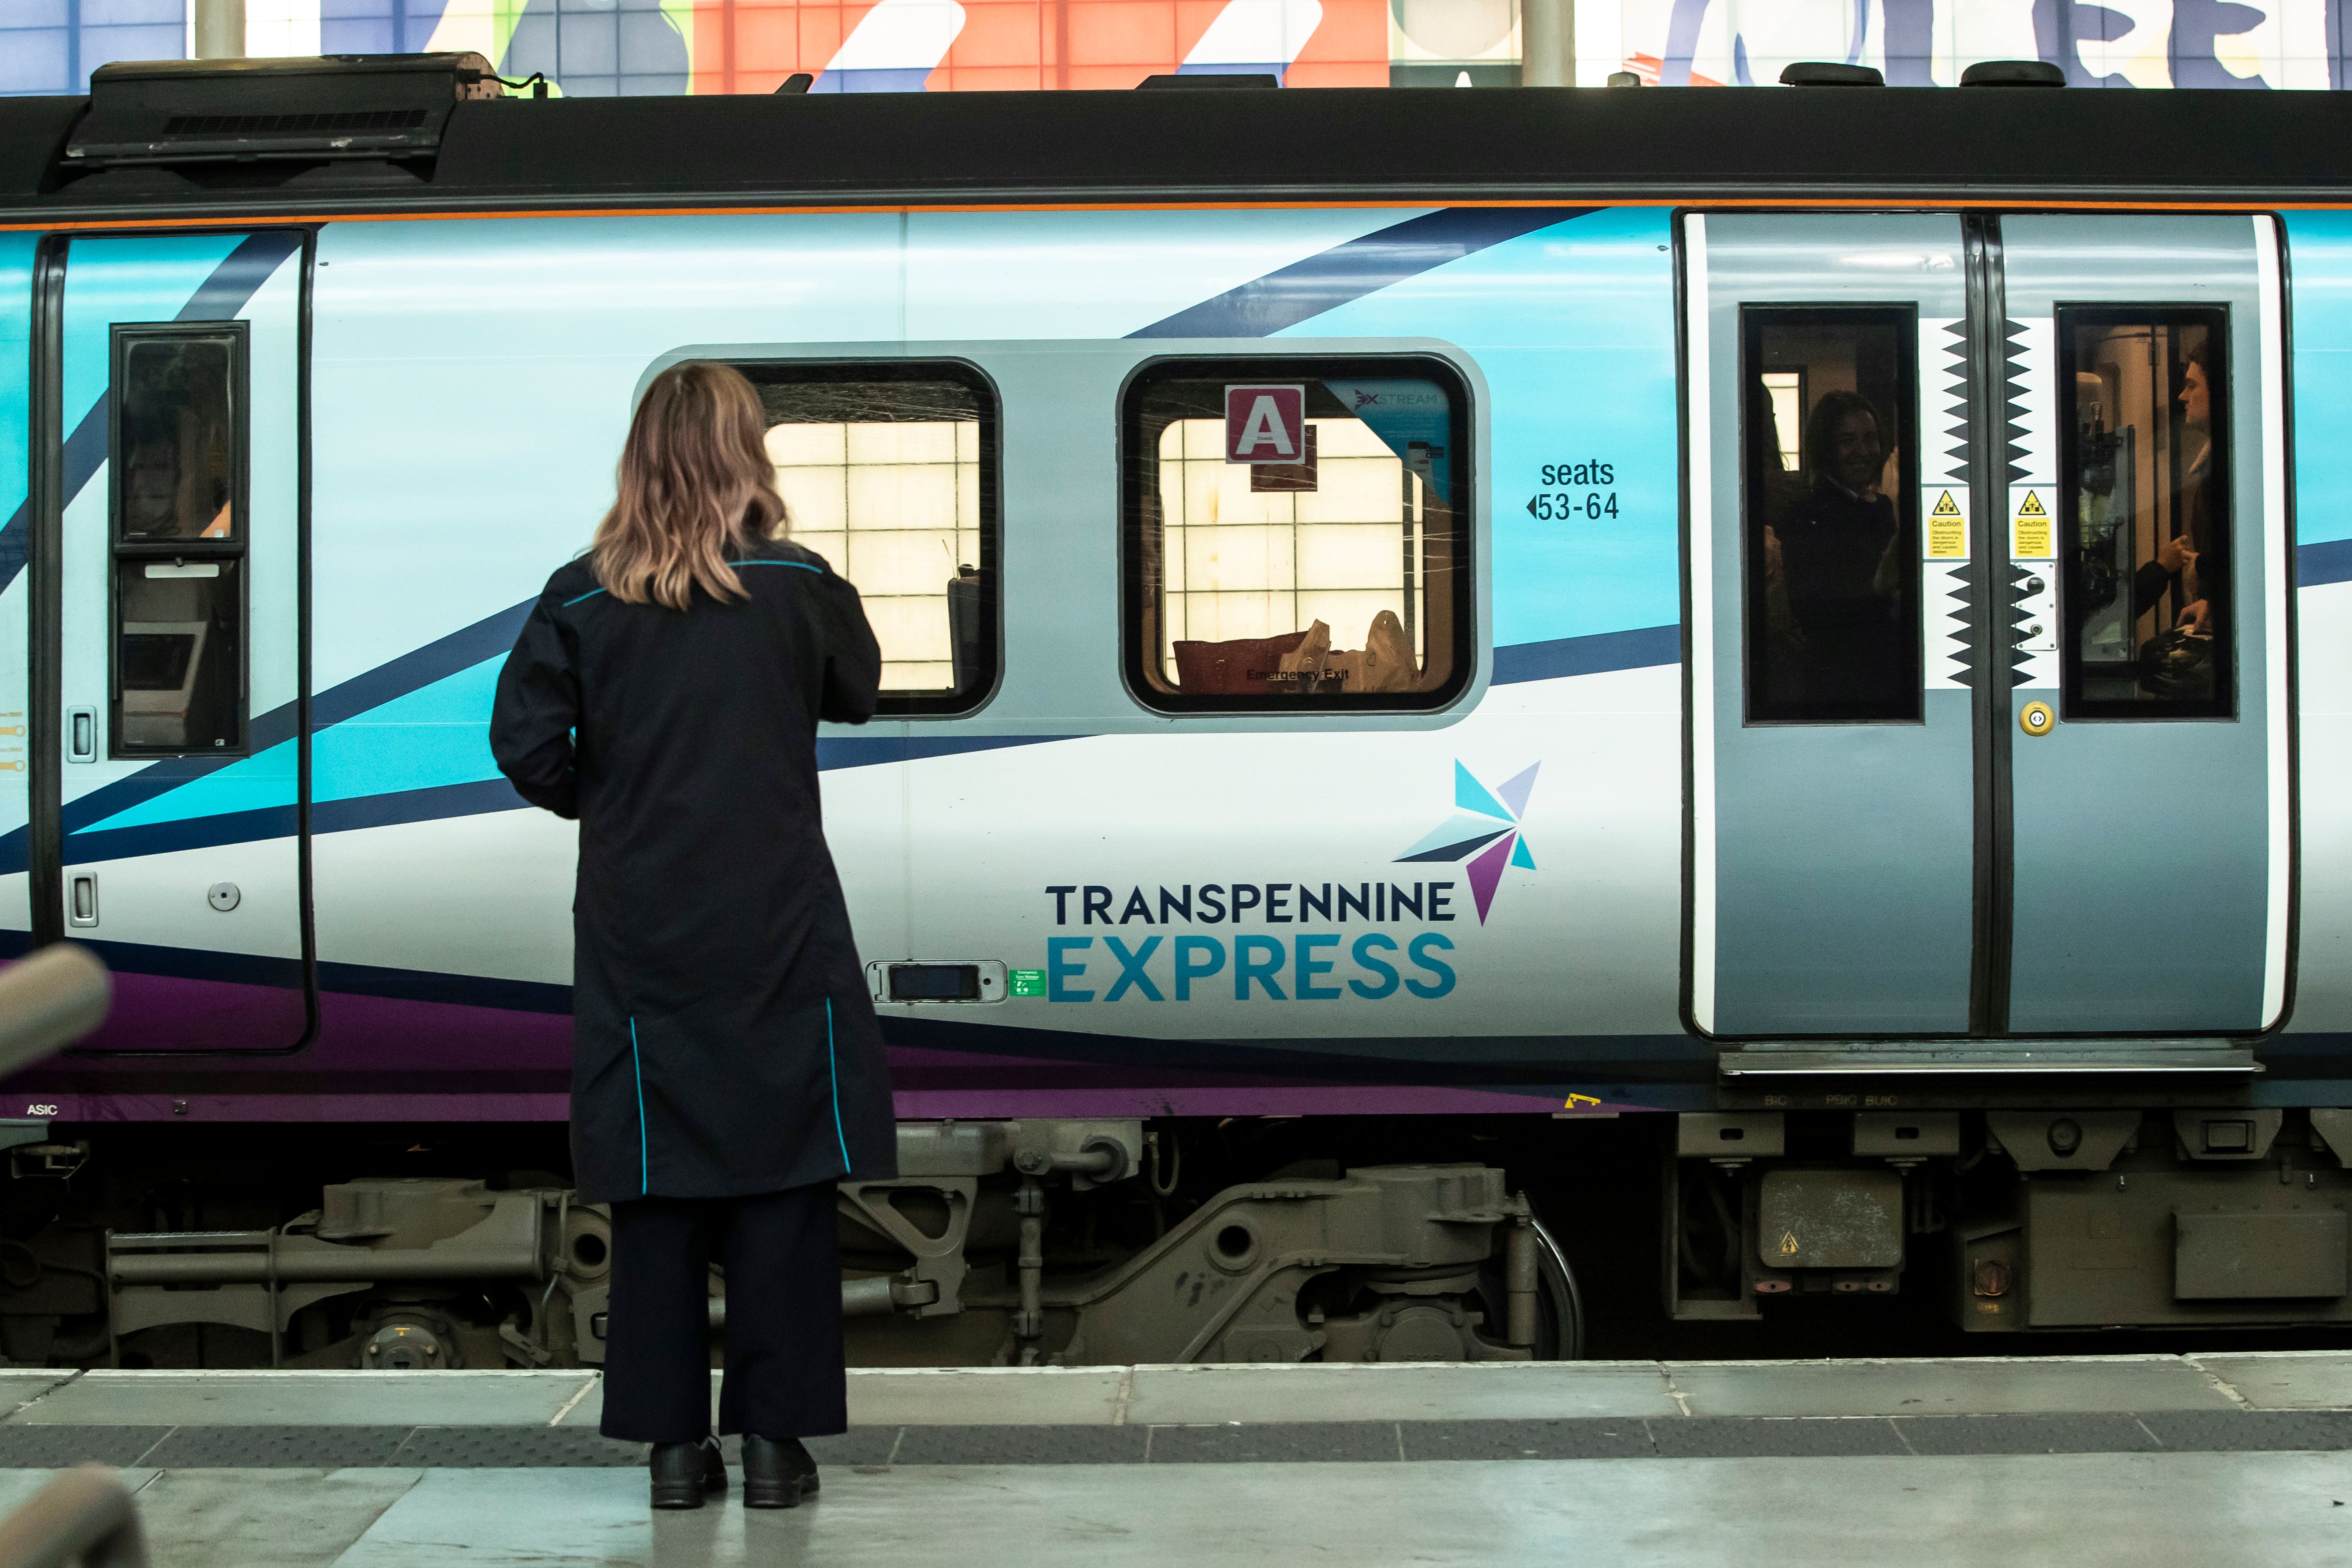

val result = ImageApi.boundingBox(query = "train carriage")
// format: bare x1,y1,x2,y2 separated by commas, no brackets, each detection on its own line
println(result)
0,55,2345,1368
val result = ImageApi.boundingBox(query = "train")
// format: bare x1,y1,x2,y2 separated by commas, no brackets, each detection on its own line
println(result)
0,51,2348,1370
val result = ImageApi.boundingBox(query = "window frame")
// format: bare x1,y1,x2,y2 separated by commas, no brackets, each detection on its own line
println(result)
2053,302,2236,722
107,320,250,760
1735,302,1924,728
1118,353,1477,717
729,356,1002,719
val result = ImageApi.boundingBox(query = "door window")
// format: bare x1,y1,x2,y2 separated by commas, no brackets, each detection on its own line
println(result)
2056,306,2233,719
110,325,246,756
1741,307,1922,724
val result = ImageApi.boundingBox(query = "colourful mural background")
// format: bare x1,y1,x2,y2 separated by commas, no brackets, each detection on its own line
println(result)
1591,0,2352,90
3,0,2349,100
1,0,1395,95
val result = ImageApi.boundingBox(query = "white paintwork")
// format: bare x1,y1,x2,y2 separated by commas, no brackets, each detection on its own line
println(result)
1682,215,1715,1035
2258,214,2294,1029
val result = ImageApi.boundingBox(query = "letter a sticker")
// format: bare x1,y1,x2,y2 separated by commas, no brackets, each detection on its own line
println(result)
1226,384,1305,464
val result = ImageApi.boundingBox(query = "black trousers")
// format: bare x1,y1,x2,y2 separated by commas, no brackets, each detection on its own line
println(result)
600,1184,847,1444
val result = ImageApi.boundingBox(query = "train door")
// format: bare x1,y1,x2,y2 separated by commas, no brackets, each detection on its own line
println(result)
1683,212,2291,1046
1997,217,2289,1034
31,231,312,1052
1685,213,1977,1037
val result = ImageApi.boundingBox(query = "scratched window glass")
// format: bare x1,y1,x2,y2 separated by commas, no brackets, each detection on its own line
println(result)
1124,362,1472,713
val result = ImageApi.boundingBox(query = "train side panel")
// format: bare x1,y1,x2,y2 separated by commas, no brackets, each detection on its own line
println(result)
290,204,1697,1113
11,204,2352,1110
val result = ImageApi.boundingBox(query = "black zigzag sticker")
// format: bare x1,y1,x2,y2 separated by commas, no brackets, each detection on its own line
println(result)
1943,561,1978,689
1941,318,1971,477
2002,319,2031,485
2009,562,2039,686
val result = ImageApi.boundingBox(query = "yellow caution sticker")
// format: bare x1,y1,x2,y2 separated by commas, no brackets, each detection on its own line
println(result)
1924,487,1968,559
1778,1230,1800,1256
2010,485,2053,559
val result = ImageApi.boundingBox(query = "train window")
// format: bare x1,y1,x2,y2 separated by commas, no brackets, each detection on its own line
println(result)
1122,358,1471,713
738,361,997,715
110,325,246,756
2056,307,2233,719
117,334,239,542
113,560,243,753
1741,307,1921,724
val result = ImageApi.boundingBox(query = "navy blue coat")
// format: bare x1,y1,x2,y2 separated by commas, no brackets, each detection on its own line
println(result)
489,539,898,1203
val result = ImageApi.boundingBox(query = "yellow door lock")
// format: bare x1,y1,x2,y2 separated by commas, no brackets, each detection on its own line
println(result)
2019,701,2055,737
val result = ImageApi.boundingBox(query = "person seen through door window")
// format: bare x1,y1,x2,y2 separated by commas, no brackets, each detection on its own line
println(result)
1769,390,1908,714
2133,354,2220,638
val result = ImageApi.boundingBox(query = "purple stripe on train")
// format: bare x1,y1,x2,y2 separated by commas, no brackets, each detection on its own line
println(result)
0,972,1656,1120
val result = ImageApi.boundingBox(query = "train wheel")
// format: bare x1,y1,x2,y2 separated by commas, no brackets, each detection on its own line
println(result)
1527,1211,1585,1360
1473,1206,1584,1360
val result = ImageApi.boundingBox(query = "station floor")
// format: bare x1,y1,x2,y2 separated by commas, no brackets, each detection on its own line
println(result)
0,1353,2347,1564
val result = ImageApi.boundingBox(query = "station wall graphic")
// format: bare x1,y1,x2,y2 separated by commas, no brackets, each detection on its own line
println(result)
7,0,2352,98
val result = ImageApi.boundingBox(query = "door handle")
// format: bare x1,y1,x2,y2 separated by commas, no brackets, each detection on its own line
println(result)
66,872,97,929
66,707,95,765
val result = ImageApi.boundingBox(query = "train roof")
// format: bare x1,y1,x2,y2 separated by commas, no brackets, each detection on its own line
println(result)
2,80,2350,224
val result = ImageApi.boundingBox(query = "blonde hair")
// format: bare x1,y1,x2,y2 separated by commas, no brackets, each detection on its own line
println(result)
591,361,787,610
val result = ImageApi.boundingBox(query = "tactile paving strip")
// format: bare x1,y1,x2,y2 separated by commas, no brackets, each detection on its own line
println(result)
800,1429,902,1467
1396,1420,1659,1462
0,1411,2344,1468
1146,1422,1403,1464
0,1427,171,1468
394,1428,648,1467
1647,1416,1911,1460
890,1424,1149,1465
1895,1413,2163,1457
141,1426,416,1469
2137,1410,2352,1452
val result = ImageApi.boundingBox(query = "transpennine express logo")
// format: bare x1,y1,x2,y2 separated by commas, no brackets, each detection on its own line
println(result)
1395,762,1538,924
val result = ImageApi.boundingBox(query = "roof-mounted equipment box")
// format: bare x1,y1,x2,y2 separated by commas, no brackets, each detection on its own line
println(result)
65,53,503,169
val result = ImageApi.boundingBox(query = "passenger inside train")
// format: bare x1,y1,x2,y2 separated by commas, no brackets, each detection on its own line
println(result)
2063,314,2231,714
1745,310,1920,722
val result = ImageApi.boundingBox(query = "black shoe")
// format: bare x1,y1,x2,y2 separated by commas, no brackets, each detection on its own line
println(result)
740,1434,818,1509
649,1437,727,1510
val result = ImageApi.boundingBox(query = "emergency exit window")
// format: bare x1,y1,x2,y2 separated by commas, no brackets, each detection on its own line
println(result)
1122,358,1472,713
1740,307,1922,724
110,324,246,757
2056,306,2233,720
738,362,996,716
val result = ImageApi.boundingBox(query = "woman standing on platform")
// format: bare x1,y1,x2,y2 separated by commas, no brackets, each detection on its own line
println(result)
490,360,897,1511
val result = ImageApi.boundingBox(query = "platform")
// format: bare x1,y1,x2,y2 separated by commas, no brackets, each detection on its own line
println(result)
0,1354,2342,1563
